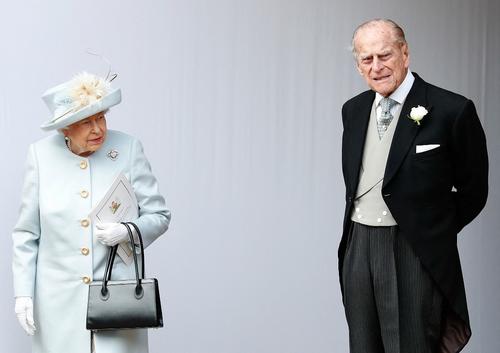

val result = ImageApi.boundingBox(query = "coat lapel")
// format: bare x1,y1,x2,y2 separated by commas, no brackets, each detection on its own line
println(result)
383,73,428,188
345,91,374,194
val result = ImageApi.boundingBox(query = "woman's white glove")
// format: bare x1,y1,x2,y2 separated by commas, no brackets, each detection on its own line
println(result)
95,222,129,246
15,296,36,335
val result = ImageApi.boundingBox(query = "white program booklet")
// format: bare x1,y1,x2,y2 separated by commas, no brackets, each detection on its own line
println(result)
89,172,138,265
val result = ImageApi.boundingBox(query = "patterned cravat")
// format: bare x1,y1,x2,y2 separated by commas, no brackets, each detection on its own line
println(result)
377,97,397,139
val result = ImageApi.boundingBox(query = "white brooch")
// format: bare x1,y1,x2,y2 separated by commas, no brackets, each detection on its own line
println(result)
408,106,428,126
107,149,119,161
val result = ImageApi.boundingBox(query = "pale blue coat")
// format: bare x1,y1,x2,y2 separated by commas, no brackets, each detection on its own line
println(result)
12,130,171,353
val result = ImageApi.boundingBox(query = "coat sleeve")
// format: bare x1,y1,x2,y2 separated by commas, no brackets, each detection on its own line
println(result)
451,99,488,232
129,138,171,248
12,144,41,298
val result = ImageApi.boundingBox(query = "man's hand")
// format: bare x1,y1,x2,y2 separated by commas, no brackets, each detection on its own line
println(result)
15,296,36,336
95,222,129,246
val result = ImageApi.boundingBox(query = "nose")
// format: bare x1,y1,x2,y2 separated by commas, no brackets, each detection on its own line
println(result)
372,57,384,72
90,120,102,134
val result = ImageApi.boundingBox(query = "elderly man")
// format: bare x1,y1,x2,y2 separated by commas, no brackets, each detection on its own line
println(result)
339,19,488,353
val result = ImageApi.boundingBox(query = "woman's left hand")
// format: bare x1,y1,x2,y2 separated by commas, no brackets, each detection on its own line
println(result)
95,223,129,246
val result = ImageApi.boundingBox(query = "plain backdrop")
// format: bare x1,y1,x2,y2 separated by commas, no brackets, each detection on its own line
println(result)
0,1,499,352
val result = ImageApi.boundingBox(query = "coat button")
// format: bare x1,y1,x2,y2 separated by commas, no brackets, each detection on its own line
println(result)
81,219,90,227
79,160,88,169
80,190,89,198
82,276,91,284
382,211,388,216
81,247,89,256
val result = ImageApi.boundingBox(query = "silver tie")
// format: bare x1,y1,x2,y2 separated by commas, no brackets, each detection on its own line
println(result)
377,97,397,139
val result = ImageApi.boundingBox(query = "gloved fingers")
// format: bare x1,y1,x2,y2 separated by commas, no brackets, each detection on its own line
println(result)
25,325,35,336
27,320,37,334
95,222,114,230
95,223,128,246
96,231,112,245
96,233,120,246
26,304,35,326
95,224,113,244
99,236,122,246
16,311,35,336
97,237,114,246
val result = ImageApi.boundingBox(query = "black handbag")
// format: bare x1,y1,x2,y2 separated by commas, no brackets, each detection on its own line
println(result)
86,222,163,330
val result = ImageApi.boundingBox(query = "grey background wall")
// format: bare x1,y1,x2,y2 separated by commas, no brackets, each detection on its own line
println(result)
0,0,499,352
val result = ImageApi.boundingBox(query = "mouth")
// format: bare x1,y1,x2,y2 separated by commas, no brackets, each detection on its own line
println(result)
88,136,104,145
373,75,391,82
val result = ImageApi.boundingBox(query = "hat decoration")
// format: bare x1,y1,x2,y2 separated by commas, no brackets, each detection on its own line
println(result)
68,72,111,111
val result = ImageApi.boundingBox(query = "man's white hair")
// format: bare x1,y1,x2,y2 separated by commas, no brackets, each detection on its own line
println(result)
350,19,407,60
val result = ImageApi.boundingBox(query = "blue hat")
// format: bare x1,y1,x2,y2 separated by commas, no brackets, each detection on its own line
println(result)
40,72,121,131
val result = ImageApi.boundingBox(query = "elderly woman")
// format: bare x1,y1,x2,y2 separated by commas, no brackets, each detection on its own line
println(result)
12,72,170,353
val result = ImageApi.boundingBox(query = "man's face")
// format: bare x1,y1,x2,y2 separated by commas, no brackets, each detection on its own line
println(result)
354,24,409,97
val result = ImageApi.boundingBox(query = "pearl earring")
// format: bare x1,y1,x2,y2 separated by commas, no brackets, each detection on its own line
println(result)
64,136,71,151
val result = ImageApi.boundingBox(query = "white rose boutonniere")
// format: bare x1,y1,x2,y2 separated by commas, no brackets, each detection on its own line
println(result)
408,105,428,125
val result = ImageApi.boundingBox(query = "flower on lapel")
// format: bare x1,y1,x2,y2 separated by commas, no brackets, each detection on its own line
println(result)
408,106,428,125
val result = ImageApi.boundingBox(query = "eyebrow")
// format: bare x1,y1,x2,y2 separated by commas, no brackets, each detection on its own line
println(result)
359,49,392,60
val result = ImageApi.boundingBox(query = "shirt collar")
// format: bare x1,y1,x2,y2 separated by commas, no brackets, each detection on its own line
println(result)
374,70,415,107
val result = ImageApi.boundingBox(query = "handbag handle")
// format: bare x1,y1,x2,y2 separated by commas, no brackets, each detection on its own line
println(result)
102,244,118,286
100,222,144,300
104,222,145,279
126,222,145,278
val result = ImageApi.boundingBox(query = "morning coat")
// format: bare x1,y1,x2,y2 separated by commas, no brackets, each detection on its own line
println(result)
339,73,488,353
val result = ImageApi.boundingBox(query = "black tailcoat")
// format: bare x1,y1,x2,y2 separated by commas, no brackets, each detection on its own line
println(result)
339,73,488,353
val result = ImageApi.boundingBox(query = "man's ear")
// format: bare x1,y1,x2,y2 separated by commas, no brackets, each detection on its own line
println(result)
400,43,410,69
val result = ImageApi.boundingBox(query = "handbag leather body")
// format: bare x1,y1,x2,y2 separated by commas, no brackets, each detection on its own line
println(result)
86,222,163,330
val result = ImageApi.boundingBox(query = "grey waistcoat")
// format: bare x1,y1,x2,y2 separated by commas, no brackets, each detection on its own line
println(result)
351,100,399,226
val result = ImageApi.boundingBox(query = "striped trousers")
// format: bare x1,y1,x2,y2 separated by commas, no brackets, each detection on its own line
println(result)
342,222,443,353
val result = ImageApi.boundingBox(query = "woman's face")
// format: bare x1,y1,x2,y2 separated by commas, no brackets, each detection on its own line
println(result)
63,111,107,156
